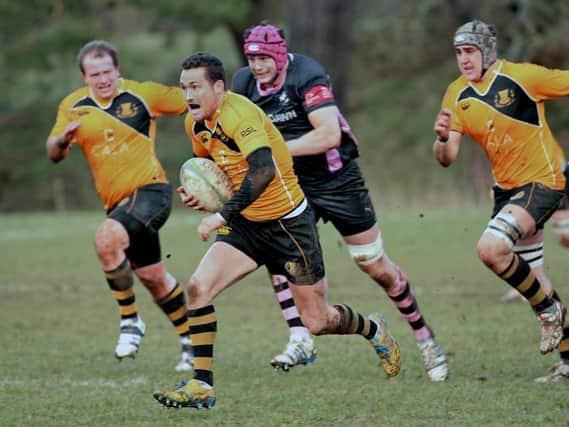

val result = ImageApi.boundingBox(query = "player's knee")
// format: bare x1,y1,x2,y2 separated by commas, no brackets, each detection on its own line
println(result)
135,262,165,281
557,233,569,247
476,235,510,268
381,264,408,295
362,256,405,291
347,235,384,268
552,215,569,247
186,275,213,305
552,217,569,247
478,213,521,266
135,263,172,295
94,219,129,258
186,275,201,298
476,237,495,266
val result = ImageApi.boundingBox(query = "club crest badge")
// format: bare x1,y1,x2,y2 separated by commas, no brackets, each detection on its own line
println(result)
494,89,515,108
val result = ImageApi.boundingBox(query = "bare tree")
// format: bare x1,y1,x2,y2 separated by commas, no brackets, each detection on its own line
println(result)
287,0,356,109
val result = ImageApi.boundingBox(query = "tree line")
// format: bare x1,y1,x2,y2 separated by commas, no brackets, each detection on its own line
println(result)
1,0,568,211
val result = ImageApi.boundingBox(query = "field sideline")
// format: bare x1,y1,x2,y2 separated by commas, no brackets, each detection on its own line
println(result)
1,208,568,426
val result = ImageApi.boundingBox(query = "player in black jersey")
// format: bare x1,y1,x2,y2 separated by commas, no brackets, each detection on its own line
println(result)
232,22,448,381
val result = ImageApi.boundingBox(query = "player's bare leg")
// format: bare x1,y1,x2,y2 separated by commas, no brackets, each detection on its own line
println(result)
477,206,566,354
269,274,316,372
289,277,401,377
344,224,447,381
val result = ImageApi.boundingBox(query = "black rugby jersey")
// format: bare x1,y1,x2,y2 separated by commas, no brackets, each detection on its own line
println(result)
232,53,359,187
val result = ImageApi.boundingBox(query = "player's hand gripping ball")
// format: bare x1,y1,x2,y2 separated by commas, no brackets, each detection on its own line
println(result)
179,158,233,213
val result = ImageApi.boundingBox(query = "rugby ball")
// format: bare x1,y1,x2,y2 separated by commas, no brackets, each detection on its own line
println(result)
179,157,233,213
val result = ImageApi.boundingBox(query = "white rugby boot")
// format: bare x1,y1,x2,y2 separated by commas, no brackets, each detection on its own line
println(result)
417,335,448,382
534,360,569,383
175,335,194,372
498,288,526,303
115,316,146,359
270,336,317,372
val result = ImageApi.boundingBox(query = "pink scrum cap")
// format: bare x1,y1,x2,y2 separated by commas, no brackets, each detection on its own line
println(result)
243,24,288,74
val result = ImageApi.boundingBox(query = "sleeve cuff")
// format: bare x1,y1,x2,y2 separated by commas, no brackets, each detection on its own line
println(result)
215,212,227,224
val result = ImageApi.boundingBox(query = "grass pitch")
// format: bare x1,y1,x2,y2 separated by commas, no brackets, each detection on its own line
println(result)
0,208,568,426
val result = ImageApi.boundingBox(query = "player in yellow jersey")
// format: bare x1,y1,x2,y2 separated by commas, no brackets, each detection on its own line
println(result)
152,52,400,409
46,40,193,371
433,20,568,382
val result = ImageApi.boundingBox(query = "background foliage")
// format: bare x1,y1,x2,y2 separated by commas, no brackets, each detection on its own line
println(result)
1,0,569,211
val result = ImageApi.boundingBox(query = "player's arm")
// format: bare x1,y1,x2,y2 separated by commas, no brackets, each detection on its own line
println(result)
433,108,462,167
218,146,275,222
143,82,188,116
286,105,341,156
517,63,569,100
46,121,81,163
191,139,211,159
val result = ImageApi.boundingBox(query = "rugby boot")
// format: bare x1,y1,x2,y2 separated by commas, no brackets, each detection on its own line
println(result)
417,335,448,381
537,300,566,354
115,316,146,359
153,379,216,409
270,336,317,372
368,313,401,377
534,360,569,383
175,335,194,372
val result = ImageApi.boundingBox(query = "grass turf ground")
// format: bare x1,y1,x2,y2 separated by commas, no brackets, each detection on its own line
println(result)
0,208,568,426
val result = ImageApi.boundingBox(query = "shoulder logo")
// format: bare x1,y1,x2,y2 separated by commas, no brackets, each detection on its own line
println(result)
494,89,516,108
510,191,525,201
116,102,138,118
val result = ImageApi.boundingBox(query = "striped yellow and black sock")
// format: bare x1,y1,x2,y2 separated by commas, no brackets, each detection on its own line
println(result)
105,258,137,320
334,304,377,339
156,283,191,338
499,254,553,313
189,305,217,386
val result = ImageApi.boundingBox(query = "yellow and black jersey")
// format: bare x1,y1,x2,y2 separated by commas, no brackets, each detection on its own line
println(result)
184,91,304,221
49,79,187,209
442,59,568,190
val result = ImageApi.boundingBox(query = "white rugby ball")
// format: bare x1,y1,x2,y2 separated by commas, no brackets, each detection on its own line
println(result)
179,157,233,213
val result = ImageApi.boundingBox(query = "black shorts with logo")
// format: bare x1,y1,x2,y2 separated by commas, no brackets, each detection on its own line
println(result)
215,205,325,285
300,161,377,236
107,183,172,269
492,182,564,229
